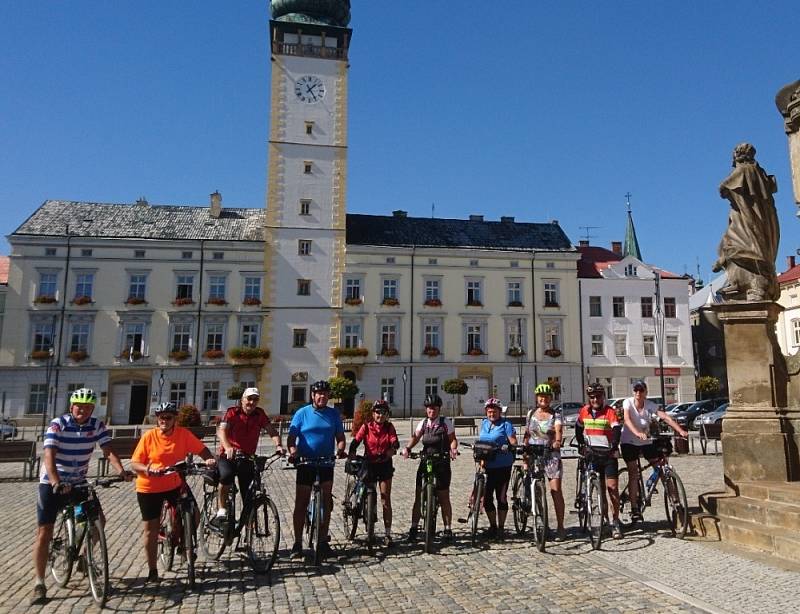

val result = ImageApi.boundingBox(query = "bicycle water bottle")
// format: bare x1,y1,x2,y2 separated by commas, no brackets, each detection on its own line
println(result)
646,469,658,490
74,503,86,522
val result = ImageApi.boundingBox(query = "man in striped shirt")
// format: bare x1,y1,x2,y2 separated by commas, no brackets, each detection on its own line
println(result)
30,388,131,605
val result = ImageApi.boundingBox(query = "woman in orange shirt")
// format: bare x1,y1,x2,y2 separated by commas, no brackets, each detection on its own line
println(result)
130,402,216,582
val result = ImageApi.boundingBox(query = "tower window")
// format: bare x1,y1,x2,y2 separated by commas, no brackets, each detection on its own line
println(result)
303,161,312,174
81,249,93,257
297,279,311,295
300,200,311,215
298,240,312,256
212,252,224,260
182,251,193,260
45,248,57,256
293,329,307,348
305,122,314,135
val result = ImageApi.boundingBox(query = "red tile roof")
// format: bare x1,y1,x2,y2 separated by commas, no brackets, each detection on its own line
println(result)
778,264,800,285
0,256,8,285
577,246,684,279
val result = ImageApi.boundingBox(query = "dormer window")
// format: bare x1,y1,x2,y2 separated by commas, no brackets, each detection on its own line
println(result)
624,264,638,277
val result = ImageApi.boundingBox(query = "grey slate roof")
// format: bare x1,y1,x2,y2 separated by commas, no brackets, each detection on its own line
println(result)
346,214,574,251
12,200,266,242
12,201,575,252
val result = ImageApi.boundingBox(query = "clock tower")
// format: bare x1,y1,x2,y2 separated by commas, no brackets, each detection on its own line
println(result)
262,1,352,413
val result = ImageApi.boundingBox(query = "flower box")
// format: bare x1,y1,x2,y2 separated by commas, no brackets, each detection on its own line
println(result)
468,348,484,356
466,300,483,307
172,297,195,306
33,295,57,304
332,347,369,358
69,350,89,362
169,349,191,361
544,348,562,358
508,301,524,307
242,297,262,306
30,350,52,361
380,347,399,357
120,349,143,361
424,298,442,307
125,296,147,305
544,301,560,308
203,349,225,359
229,347,271,360
71,295,93,306
344,297,363,306
207,297,228,306
381,297,399,306
423,346,441,357
508,347,525,357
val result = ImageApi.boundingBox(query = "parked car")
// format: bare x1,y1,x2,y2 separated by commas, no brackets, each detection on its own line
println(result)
672,398,729,430
552,401,583,428
693,403,728,429
0,418,17,440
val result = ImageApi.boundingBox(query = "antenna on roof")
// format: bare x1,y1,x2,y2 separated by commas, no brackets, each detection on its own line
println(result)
578,226,600,242
431,202,435,218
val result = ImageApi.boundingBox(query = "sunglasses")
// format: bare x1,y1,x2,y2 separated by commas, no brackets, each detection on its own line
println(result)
588,393,603,399
157,414,176,420
373,410,388,415
633,387,646,392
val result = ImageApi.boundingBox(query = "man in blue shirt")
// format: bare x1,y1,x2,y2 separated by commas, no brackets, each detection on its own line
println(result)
287,380,346,560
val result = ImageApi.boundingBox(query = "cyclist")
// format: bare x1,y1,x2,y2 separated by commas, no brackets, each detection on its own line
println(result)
475,397,517,540
30,388,133,605
575,382,623,539
401,394,458,542
214,387,283,526
523,383,566,541
130,402,216,583
621,380,687,522
286,380,347,560
348,399,400,545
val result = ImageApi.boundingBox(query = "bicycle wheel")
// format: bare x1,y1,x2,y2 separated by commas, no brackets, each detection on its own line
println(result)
617,468,634,527
470,475,484,546
423,480,436,554
49,512,75,587
199,484,227,561
182,507,196,588
663,470,689,538
365,489,377,552
511,468,529,535
85,519,109,606
342,475,359,541
575,464,588,533
533,478,548,552
311,489,323,566
588,474,604,550
246,497,281,573
158,502,175,572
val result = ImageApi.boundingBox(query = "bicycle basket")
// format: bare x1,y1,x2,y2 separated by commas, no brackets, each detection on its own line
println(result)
654,436,673,457
202,467,219,486
472,441,497,462
524,444,548,458
345,458,364,475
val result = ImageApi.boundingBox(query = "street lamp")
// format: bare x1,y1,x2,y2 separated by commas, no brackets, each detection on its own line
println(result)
402,367,407,420
158,370,165,404
41,347,56,438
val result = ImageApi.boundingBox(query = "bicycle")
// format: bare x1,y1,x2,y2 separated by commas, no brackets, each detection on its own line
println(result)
573,442,615,550
618,436,689,538
294,456,336,566
199,452,282,573
458,441,503,545
342,455,380,552
511,443,550,552
153,457,208,588
48,476,124,607
409,450,448,553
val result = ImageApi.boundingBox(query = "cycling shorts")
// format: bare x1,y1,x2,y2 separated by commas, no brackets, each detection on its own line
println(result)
296,465,334,487
621,443,659,464
137,487,182,522
415,458,451,491
36,483,103,526
366,460,394,483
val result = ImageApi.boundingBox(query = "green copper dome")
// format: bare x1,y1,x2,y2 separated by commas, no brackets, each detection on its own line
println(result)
270,0,351,27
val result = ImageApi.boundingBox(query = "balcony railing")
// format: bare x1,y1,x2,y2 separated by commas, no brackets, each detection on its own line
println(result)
272,41,347,60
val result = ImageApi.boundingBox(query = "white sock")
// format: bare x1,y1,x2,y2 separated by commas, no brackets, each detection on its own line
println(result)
35,577,45,586
215,507,227,517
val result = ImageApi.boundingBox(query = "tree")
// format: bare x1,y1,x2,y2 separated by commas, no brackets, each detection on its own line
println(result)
177,404,202,427
696,376,721,399
442,378,469,416
352,399,374,436
329,376,359,401
226,384,245,400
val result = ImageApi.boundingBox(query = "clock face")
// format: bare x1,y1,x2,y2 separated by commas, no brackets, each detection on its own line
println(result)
294,75,326,104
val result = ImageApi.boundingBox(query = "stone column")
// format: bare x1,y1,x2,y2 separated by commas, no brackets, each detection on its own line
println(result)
712,301,800,483
776,80,800,207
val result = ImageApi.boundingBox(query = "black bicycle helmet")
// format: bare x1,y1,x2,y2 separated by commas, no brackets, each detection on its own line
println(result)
310,380,331,393
586,382,605,396
424,394,442,408
372,399,390,412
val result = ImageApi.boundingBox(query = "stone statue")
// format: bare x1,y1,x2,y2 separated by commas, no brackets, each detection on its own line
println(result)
712,143,780,301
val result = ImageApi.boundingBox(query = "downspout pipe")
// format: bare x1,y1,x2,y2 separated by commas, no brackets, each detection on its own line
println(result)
51,227,72,420
192,239,206,413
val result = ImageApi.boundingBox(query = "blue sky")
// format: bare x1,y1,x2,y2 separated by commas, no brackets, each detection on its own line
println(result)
2,2,798,282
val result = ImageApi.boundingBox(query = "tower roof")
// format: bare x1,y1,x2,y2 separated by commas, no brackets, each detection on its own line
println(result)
270,0,351,27
623,207,642,260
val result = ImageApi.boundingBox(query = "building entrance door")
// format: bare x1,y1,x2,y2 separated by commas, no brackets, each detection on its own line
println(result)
461,377,489,416
129,385,149,424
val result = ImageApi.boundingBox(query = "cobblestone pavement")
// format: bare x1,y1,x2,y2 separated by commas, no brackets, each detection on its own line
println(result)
1,425,797,613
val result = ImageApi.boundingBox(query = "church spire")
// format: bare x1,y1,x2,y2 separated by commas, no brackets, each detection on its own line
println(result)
622,192,642,260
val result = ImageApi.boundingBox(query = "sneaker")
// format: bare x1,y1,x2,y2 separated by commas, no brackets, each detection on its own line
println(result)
30,584,47,605
442,528,454,542
318,541,334,559
146,568,160,583
384,534,393,547
631,511,643,523
554,528,567,542
407,526,419,542
612,520,623,540
496,527,505,542
290,542,303,560
210,510,227,529
483,526,497,539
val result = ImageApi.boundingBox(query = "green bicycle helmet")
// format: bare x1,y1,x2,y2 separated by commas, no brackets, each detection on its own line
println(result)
70,387,97,405
534,383,553,396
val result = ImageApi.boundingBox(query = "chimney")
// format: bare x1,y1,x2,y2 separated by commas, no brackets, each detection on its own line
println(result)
135,196,148,207
611,241,622,255
210,191,222,218
550,219,559,225
392,210,407,218
579,240,589,247
469,214,484,222
500,216,515,223
788,255,796,270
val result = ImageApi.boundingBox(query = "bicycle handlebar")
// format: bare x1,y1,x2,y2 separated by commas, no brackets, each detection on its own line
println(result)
408,450,449,461
152,459,210,476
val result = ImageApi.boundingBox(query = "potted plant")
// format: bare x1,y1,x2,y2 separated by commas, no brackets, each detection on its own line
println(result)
242,297,262,306
177,404,202,427
229,347,271,360
172,297,194,306
423,346,441,357
443,378,469,416
169,349,191,361
71,295,93,305
33,295,57,304
466,299,483,307
380,347,399,357
544,301,559,308
344,297,363,306
381,297,399,306
424,298,442,307
331,347,369,358
508,300,523,307
468,347,484,356
125,296,147,305
203,349,225,359
696,376,721,400
544,348,562,358
30,350,52,361
120,348,143,361
207,297,227,306
329,376,359,403
226,384,245,400
508,347,525,357
69,350,89,362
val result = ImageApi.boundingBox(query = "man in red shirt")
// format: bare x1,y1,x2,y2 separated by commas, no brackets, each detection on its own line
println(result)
214,387,283,524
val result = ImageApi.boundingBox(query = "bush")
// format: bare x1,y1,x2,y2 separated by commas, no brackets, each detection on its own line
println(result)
329,376,359,400
177,404,202,427
443,378,468,396
696,376,721,398
226,384,245,400
352,399,374,435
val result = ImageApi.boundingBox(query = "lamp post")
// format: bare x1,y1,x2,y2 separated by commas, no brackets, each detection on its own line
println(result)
41,347,56,438
158,370,165,404
402,367,407,420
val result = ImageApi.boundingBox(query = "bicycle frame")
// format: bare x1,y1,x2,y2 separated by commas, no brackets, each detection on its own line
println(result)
297,456,336,565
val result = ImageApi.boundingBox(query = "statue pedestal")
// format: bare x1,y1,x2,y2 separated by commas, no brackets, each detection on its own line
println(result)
712,301,799,483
